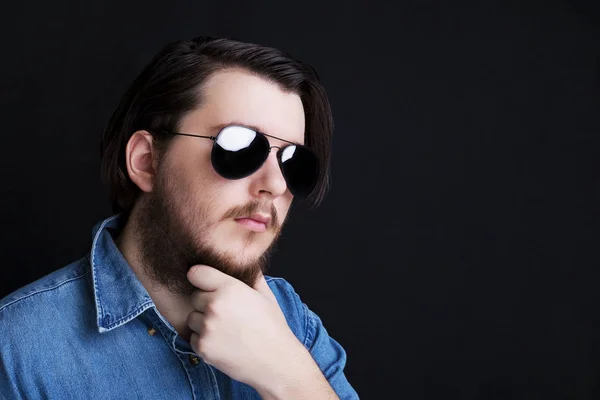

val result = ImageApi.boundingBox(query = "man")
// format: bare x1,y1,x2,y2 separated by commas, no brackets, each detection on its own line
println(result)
0,36,357,399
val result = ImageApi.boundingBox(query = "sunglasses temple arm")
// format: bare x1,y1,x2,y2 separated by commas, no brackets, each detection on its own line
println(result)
172,133,217,140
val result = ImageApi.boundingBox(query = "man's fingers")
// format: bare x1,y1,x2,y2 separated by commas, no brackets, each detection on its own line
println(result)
187,265,231,291
187,310,205,332
190,290,216,313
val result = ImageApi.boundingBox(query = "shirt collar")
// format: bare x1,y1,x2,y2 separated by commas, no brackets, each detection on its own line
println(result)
90,214,155,333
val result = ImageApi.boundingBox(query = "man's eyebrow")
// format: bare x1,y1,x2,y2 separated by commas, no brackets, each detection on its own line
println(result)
209,121,267,134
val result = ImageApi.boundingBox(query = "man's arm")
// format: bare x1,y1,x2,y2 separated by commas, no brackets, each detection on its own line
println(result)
253,297,359,400
185,268,358,399
253,337,340,400
258,279,360,400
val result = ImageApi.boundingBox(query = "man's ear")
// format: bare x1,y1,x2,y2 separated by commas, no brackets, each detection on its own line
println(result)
125,130,158,193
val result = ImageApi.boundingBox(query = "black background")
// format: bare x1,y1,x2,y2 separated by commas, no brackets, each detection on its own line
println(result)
1,1,599,398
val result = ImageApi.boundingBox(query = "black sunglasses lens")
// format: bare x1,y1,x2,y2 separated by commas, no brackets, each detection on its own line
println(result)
279,145,319,198
211,126,269,179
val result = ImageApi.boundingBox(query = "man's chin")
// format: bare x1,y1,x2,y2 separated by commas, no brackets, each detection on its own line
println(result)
210,239,271,264
187,250,266,288
220,264,264,287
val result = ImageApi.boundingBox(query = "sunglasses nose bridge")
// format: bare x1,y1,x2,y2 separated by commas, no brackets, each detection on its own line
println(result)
267,145,284,162
248,145,288,198
265,145,284,167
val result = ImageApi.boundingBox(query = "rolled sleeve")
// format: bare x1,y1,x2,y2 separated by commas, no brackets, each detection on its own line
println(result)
302,303,359,399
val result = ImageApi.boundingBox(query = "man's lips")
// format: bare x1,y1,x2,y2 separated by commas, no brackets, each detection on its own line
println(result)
234,213,272,233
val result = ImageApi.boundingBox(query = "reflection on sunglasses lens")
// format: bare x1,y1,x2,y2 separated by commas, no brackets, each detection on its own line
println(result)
216,126,257,151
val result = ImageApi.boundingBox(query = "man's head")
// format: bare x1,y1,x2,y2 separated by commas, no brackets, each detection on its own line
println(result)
100,37,333,294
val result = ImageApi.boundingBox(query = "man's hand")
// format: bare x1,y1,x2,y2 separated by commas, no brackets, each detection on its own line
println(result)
185,265,307,389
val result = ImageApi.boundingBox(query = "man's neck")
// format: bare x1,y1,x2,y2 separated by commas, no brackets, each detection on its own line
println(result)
114,217,194,342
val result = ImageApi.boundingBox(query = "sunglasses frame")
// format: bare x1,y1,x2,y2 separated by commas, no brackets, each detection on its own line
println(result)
151,124,319,197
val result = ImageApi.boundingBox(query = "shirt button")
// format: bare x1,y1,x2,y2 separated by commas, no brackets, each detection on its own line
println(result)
148,327,156,336
189,355,200,365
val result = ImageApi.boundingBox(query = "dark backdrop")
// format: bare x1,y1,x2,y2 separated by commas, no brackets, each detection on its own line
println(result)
1,1,599,399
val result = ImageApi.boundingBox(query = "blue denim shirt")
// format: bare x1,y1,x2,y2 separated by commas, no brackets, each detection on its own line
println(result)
0,215,358,399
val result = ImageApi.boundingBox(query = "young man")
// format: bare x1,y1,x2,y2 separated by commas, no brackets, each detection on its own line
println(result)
0,36,358,399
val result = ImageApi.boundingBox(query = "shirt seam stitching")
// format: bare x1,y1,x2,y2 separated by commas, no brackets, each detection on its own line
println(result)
265,277,284,283
302,302,315,348
101,302,155,331
90,214,120,328
0,269,90,314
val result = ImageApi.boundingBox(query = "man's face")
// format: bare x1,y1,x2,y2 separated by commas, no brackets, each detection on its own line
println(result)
134,69,305,295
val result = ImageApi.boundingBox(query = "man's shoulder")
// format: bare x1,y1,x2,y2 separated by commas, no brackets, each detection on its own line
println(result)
0,255,91,316
0,255,105,398
264,275,310,344
264,275,303,310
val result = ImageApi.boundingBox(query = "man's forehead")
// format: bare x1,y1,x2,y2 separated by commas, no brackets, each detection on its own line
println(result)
183,69,306,144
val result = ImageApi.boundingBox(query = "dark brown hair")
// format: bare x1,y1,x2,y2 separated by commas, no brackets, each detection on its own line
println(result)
100,36,334,214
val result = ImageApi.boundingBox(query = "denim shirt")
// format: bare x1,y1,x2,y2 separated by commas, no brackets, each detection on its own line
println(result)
0,215,358,399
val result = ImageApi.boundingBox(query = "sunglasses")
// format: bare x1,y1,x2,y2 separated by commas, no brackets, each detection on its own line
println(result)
158,125,319,198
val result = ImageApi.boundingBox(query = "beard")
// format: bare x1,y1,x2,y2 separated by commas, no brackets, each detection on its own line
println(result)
130,165,283,297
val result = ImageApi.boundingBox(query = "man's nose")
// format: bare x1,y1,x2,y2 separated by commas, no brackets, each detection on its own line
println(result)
248,147,288,199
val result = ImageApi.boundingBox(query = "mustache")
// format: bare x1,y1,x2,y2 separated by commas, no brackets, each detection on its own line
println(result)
221,200,279,230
